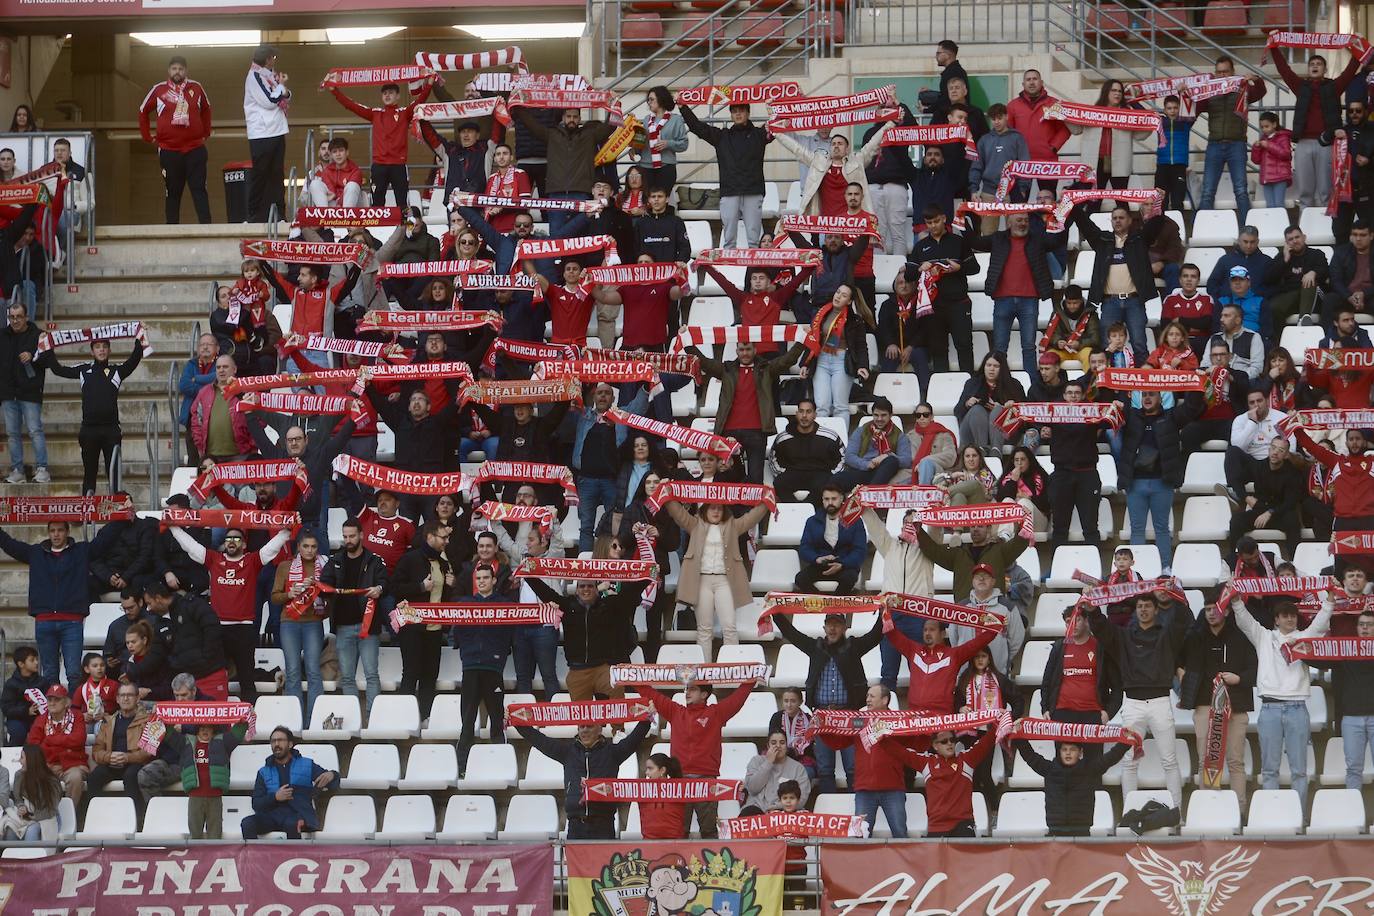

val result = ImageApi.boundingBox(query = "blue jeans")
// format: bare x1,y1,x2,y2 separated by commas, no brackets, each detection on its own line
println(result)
1262,182,1289,209
35,619,83,688
255,564,279,643
813,350,852,418
460,435,499,460
1259,700,1310,797
336,622,381,712
1159,262,1181,295
1200,140,1251,220
2,399,47,471
855,789,909,838
992,296,1039,373
513,624,560,699
916,456,942,485
1127,477,1173,567
545,192,592,235
576,476,617,552
279,618,324,723
813,737,856,795
1100,296,1148,364
1341,715,1374,790
881,609,925,690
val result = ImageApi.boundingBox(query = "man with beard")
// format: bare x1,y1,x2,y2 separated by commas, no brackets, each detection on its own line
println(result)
139,55,213,224
794,484,866,595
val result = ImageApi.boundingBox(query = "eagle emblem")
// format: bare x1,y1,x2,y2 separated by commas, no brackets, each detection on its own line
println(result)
1125,845,1259,916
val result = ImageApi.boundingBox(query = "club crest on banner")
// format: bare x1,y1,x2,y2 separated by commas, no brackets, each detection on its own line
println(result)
1125,846,1259,916
584,848,762,916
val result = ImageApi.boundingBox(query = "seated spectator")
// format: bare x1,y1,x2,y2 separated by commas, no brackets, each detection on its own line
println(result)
179,720,241,840
1147,214,1186,296
119,620,172,702
515,718,651,840
1264,225,1329,329
86,682,179,815
1202,304,1264,379
1160,264,1215,357
75,652,117,731
836,398,910,490
308,136,364,208
996,446,1050,528
795,484,867,595
910,402,958,486
639,753,686,840
1013,732,1131,836
0,745,57,840
2,646,50,747
1257,347,1314,413
1182,342,1249,455
956,353,1025,454
1207,226,1273,304
1147,321,1200,373
1322,307,1374,349
1040,285,1100,369
241,726,337,839
1177,603,1257,807
768,687,816,781
1221,388,1291,506
1324,221,1374,328
27,685,87,806
1306,336,1374,408
1216,266,1269,344
769,399,845,501
936,445,996,506
741,730,812,814
1119,389,1194,572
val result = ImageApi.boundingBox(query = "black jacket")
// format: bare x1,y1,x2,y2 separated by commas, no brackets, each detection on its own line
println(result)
769,418,844,475
0,670,52,727
0,319,43,403
908,230,979,303
390,543,456,604
1040,637,1122,717
321,546,389,633
528,577,639,668
154,527,210,596
953,375,1027,422
1248,457,1307,518
680,107,770,197
1047,419,1100,473
1265,244,1330,295
0,205,36,296
862,110,919,186
517,719,651,818
88,517,157,588
1318,658,1374,718
1177,616,1258,713
161,593,225,679
971,225,1059,301
1016,741,1130,831
909,166,955,226
44,342,145,428
1117,398,1196,489
368,393,459,473
633,208,691,263
247,410,355,520
1071,208,1156,305
1330,242,1374,301
469,401,569,464
876,293,921,353
122,637,173,701
773,615,884,709
1088,604,1190,700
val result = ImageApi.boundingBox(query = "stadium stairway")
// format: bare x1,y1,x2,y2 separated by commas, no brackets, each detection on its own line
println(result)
0,223,263,641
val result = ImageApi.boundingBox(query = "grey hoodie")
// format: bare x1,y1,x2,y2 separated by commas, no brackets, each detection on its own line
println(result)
969,127,1030,197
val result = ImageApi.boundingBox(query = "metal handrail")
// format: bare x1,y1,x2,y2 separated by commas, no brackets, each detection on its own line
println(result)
286,165,299,217
167,360,182,470
266,203,280,240
144,401,161,512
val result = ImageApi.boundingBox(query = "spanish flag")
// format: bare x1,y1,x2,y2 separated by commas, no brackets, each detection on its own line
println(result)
566,841,785,916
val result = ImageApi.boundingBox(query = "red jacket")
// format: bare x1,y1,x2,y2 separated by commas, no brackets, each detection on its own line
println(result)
1298,429,1374,517
823,733,920,792
28,711,87,770
893,729,996,833
885,627,998,713
139,79,212,153
1006,91,1069,161
639,800,685,839
640,683,754,776
190,384,254,458
1305,366,1374,410
318,159,365,202
330,85,433,165
1250,129,1293,185
284,348,379,439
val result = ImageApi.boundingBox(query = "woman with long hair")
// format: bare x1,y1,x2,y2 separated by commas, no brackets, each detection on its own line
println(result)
1146,320,1199,371
633,86,688,195
953,646,1018,803
955,352,1025,453
0,746,61,840
639,753,685,839
120,620,172,701
1066,79,1149,204
996,446,1050,528
9,104,35,132
271,530,327,723
618,165,648,216
1258,346,1313,413
937,445,997,506
801,281,873,418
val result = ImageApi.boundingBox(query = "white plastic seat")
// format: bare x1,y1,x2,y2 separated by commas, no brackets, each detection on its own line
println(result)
1184,247,1226,284
1245,207,1291,246
687,297,735,327
770,644,809,688
717,644,766,665
992,791,1047,837
168,465,199,497
1299,206,1335,245
252,696,302,737
503,794,560,840
340,744,400,789
749,549,801,592
1115,790,1177,836
1029,593,1079,638
1007,741,1054,789
75,797,135,841
1180,496,1231,542
221,796,254,839
1189,210,1240,247
1181,452,1227,495
398,744,459,790
1309,788,1366,835
720,742,757,782
377,646,404,691
302,695,362,740
436,647,463,691
84,603,123,648
438,794,498,840
1172,543,1223,588
376,795,435,841
684,220,713,256
359,694,421,740
458,743,517,790
722,691,778,738
294,743,339,774
1321,737,1374,786
1015,642,1054,688
421,694,464,739
1293,541,1331,577
657,644,706,665
1,847,50,858
318,795,377,840
758,503,813,547
1181,789,1240,836
229,743,263,790
1047,545,1100,588
520,749,566,791
926,373,967,412
1243,788,1304,835
873,374,920,415
134,796,190,842
1104,738,1191,789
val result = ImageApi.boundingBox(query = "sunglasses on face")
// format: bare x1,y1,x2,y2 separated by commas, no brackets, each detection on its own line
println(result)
915,411,932,418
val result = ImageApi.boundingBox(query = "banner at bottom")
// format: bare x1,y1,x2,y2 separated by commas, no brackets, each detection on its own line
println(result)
567,841,784,916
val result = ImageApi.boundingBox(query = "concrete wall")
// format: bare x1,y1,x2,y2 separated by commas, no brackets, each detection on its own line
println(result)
0,34,65,128
35,35,579,226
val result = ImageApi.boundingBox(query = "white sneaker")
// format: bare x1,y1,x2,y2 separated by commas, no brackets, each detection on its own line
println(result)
5,469,24,484
33,467,50,483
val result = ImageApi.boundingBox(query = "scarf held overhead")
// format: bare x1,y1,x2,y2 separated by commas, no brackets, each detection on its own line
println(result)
1098,368,1208,392
241,239,368,267
390,601,562,630
643,479,776,516
235,392,353,415
581,778,742,803
411,97,512,128
884,592,1007,633
605,407,741,461
0,496,133,523
675,81,802,106
332,454,469,497
159,508,299,531
914,502,1035,540
37,321,152,355
505,698,655,727
758,592,882,636
294,206,401,228
514,556,658,581
355,309,501,334
838,484,944,524
993,401,1123,435
189,459,304,502
608,662,770,686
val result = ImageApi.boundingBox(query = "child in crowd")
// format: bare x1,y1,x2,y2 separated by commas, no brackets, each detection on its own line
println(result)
1104,322,1134,368
180,723,240,840
1105,547,1143,626
1,647,50,747
638,752,685,840
74,652,117,733
1154,95,1194,211
1251,111,1293,210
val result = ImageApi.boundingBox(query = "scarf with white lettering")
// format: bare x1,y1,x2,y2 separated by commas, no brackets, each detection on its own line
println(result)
37,321,152,355
235,392,353,415
294,206,402,228
995,160,1096,201
159,508,300,531
1282,636,1374,663
377,259,495,279
581,778,742,803
912,502,1034,540
505,698,655,727
1006,718,1143,748
1098,367,1207,392
189,459,305,503
1330,136,1352,219
604,407,741,461
884,592,1007,633
720,811,868,839
0,496,133,524
456,377,582,409
391,601,562,629
332,454,471,497
1053,188,1164,226
758,592,881,636
508,88,623,120
837,485,944,525
692,247,822,269
608,662,769,686
515,557,659,582
510,234,619,271
584,347,702,383
355,309,502,334
471,461,579,505
240,239,365,266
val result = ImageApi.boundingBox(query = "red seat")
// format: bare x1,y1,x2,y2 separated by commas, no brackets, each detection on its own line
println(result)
1144,1,1190,38
621,12,666,46
796,6,844,44
736,13,786,46
689,0,730,9
1202,0,1250,36
1086,2,1132,39
1260,0,1303,31
627,0,676,9
677,14,725,47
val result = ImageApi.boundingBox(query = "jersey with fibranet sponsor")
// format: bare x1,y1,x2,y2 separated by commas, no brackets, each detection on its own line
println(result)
358,507,416,571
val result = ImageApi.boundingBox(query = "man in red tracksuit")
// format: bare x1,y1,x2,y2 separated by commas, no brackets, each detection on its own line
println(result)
1296,427,1374,576
139,55,213,224
260,261,362,352
329,77,434,208
884,612,1001,714
889,726,998,837
638,677,758,839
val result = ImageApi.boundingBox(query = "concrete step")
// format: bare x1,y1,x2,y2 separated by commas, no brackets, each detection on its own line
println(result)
54,280,221,309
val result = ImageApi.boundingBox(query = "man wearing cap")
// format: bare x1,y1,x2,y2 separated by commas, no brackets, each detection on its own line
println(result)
28,685,89,805
773,611,885,793
1216,266,1268,342
1265,225,1330,329
835,398,911,491
1207,226,1274,304
1201,304,1264,379
950,563,1025,674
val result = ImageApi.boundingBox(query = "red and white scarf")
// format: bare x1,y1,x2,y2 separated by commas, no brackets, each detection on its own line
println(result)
159,508,299,531
585,347,702,383
1190,76,1250,115
1217,576,1336,613
241,238,366,266
1126,74,1213,103
1006,717,1143,748
778,212,882,240
1330,136,1352,218
414,47,528,74
484,166,527,203
913,262,947,316
1039,311,1093,353
451,191,602,214
535,360,660,397
391,601,562,630
154,701,257,739
505,698,655,727
995,160,1095,201
515,556,658,582
303,334,390,360
1053,188,1164,225
644,113,671,168
0,182,48,206
473,501,557,532
1305,347,1374,370
508,88,623,120
838,484,944,524
332,454,470,497
250,62,289,112
235,392,353,415
226,368,363,394
37,321,152,355
580,778,742,803
1098,368,1207,392
0,496,133,524
1041,99,1160,133
913,502,1034,540
189,459,304,502
643,480,775,516
604,407,741,461
471,461,578,504
884,592,1007,633
1331,532,1374,555
608,662,770,687
668,324,809,355
510,234,619,271
773,85,897,118
964,672,1006,720
377,259,495,279
993,401,1123,435
578,262,686,294
413,98,514,131
692,247,821,269
676,81,802,106
321,65,433,88
294,206,402,229
1282,636,1374,663
720,811,868,839
808,708,1008,751
882,124,979,162
758,593,882,636
281,554,327,619
457,377,582,409
283,581,375,632
482,338,579,371
356,309,501,334
1278,408,1374,435
1265,31,1374,66
1081,576,1187,607
953,202,1053,232
769,106,901,133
